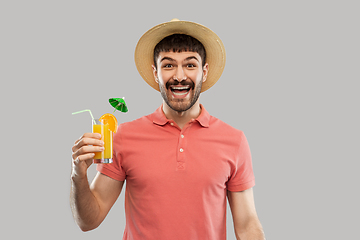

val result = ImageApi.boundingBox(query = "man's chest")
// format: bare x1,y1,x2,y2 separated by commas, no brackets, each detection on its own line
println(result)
120,130,236,194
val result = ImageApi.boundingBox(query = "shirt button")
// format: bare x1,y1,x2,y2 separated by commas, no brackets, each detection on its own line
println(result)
179,148,184,152
181,134,184,138
170,122,174,126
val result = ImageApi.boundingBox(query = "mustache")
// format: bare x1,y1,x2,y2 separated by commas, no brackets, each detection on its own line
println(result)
166,79,195,90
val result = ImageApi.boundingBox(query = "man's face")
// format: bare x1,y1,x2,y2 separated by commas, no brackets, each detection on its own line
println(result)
152,51,208,113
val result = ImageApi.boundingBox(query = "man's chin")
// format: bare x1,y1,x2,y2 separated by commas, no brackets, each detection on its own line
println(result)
160,83,202,113
166,101,193,113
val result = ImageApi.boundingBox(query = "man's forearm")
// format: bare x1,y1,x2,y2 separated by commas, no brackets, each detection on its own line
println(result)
70,175,101,232
236,219,265,240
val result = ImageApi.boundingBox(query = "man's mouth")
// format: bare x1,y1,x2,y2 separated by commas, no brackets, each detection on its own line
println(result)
170,85,191,96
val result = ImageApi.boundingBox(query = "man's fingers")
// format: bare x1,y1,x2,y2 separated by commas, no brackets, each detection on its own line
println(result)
77,138,104,148
72,134,104,153
82,132,102,139
72,146,104,160
75,133,102,145
74,153,95,164
71,133,102,179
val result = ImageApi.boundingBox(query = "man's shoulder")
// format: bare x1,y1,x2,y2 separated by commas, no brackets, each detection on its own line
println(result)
208,114,244,137
113,112,155,143
207,115,248,151
119,112,154,130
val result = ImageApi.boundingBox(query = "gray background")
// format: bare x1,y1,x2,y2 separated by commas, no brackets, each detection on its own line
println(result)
1,0,359,239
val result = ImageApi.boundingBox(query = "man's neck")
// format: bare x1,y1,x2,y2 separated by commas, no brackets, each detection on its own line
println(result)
162,101,202,129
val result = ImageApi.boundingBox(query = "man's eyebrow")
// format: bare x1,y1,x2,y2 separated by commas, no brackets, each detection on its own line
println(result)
160,57,175,62
184,56,200,62
160,56,200,62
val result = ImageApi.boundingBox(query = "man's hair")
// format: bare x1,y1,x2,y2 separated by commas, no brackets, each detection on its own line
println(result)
153,34,206,69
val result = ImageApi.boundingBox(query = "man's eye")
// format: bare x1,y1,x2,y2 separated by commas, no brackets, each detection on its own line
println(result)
187,64,195,68
164,64,173,68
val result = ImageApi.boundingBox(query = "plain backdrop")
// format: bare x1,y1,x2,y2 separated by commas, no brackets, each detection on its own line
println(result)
1,1,359,239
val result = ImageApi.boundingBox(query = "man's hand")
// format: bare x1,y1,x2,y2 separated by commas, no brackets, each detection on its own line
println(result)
71,133,104,180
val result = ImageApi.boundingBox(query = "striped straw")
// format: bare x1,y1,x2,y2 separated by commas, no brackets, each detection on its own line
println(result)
72,109,96,125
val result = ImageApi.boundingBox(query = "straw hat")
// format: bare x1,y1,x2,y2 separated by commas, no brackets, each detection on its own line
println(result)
134,19,226,92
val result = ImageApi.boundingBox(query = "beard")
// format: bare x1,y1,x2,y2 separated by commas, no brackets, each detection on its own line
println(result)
159,77,203,113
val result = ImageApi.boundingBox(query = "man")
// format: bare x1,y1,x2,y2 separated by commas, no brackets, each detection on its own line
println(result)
71,19,265,240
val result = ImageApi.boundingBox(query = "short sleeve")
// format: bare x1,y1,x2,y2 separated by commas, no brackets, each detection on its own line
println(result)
96,161,126,181
226,131,255,191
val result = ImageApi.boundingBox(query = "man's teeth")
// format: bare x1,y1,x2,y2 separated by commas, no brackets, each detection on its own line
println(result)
171,86,190,95
173,91,188,96
171,86,190,90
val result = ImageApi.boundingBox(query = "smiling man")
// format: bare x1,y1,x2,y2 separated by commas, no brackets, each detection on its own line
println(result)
155,50,205,109
152,34,209,128
71,19,265,240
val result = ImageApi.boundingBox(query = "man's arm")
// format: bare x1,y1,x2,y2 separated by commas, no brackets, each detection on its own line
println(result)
227,188,265,240
70,172,124,231
70,133,124,231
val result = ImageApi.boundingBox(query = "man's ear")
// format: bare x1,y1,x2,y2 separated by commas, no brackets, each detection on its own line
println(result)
202,63,209,83
152,65,159,83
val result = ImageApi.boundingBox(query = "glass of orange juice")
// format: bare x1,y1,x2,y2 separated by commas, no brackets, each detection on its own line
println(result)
92,119,113,164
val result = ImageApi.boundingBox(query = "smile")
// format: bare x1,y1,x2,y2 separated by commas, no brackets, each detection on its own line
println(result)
170,85,191,96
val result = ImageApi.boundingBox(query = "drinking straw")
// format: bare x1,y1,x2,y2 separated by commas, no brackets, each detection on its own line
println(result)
72,109,96,125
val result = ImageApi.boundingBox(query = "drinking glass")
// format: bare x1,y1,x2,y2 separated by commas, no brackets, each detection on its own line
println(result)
92,119,113,164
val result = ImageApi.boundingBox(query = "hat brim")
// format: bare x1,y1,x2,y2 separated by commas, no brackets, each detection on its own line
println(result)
134,20,226,93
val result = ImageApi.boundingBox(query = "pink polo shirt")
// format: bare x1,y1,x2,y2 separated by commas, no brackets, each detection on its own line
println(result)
97,105,255,240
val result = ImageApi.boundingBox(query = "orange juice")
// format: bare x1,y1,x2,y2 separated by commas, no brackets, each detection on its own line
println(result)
92,120,113,164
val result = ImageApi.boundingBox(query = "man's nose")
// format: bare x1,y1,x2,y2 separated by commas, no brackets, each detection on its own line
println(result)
174,67,187,81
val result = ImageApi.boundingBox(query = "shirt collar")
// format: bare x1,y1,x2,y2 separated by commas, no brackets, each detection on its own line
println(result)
152,104,210,128
152,105,169,126
195,104,210,128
